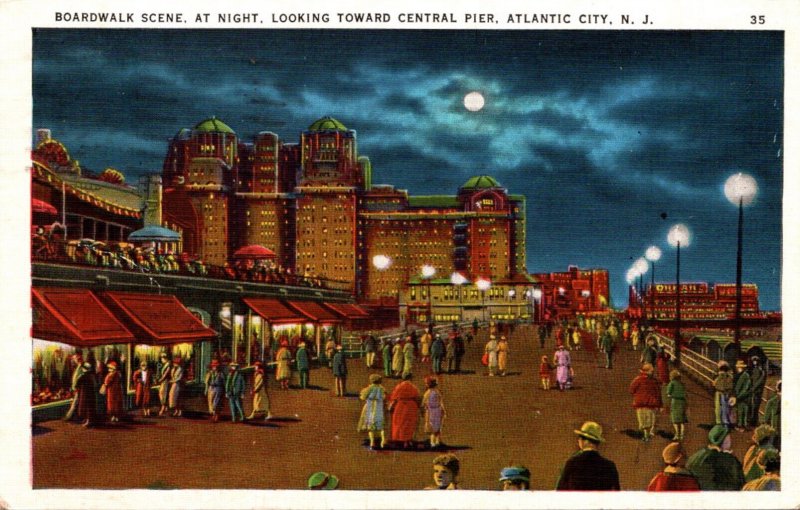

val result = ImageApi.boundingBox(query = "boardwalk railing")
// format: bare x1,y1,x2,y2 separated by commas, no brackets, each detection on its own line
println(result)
341,321,488,357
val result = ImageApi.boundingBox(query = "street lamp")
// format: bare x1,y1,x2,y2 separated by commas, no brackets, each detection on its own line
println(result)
371,254,393,303
724,172,758,357
450,271,468,321
667,223,691,366
645,246,662,323
421,264,436,324
532,288,543,323
508,289,516,318
476,277,491,321
634,257,649,317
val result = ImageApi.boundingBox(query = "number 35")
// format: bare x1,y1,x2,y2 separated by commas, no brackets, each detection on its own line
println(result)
750,15,765,24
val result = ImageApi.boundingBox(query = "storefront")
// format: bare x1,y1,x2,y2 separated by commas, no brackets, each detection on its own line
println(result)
324,302,371,330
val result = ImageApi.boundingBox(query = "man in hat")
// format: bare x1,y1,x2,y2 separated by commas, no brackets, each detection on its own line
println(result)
225,362,246,422
629,363,663,442
296,341,310,389
600,329,615,369
713,360,734,426
332,344,347,397
732,359,752,432
430,334,445,375
156,353,172,417
63,353,84,421
453,329,466,373
102,361,124,423
640,336,658,366
499,466,531,490
647,442,700,491
748,356,767,427
381,338,392,378
168,356,184,417
556,421,620,490
204,360,225,422
686,424,745,490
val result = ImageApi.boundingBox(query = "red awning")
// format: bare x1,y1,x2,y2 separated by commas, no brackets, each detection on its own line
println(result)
102,292,216,345
32,288,135,346
32,198,58,215
233,245,277,259
324,302,370,319
243,297,310,325
287,300,342,324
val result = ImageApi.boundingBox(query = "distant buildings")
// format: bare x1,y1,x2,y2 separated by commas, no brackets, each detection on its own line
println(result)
530,266,611,320
629,282,763,320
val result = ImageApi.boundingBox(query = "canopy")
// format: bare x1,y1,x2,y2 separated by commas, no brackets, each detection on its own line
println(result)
233,245,277,259
287,300,342,324
32,287,135,346
128,226,181,242
32,198,57,215
324,302,370,319
243,297,309,325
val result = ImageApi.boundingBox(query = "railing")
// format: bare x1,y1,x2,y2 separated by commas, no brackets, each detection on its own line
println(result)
341,320,488,357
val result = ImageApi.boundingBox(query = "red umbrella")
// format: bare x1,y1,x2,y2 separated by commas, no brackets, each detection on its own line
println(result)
233,245,276,260
32,198,57,215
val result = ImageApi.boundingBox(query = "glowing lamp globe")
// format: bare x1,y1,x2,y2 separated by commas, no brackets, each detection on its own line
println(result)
532,289,543,300
667,224,691,248
421,265,436,279
634,257,649,275
372,255,392,270
724,173,758,207
450,272,467,285
645,246,662,262
476,278,492,291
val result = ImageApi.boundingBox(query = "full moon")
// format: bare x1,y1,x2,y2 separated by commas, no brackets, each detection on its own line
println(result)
464,91,485,112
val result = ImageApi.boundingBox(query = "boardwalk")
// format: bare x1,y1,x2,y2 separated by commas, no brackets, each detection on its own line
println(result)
33,324,750,490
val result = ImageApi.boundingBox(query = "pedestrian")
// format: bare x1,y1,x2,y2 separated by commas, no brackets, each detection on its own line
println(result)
132,361,153,417
63,353,84,421
742,424,777,482
388,373,421,448
499,466,530,490
555,421,620,491
391,339,403,378
553,344,572,391
666,369,688,441
296,341,310,389
741,449,780,491
686,424,745,490
402,336,416,378
363,333,377,369
422,375,445,448
325,337,336,368
444,334,456,374
484,335,499,376
538,324,547,349
571,328,582,351
75,361,97,428
168,356,184,417
358,373,387,449
204,359,225,422
247,361,272,421
600,329,615,369
535,354,553,390
332,344,347,397
497,336,509,376
425,454,460,490
430,334,445,375
472,318,479,336
646,442,700,491
101,361,123,423
640,336,658,366
655,347,671,384
761,380,781,447
713,360,734,426
420,329,432,363
748,356,767,427
453,331,465,373
156,352,171,416
275,339,292,390
225,362,246,422
381,339,392,378
732,359,752,432
629,362,662,442
630,327,640,351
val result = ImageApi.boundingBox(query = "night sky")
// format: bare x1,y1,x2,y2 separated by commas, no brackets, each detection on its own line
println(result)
31,29,783,310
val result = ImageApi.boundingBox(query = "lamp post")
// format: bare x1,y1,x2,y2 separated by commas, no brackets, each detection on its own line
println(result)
645,246,662,324
667,223,691,366
634,257,649,319
532,288,543,324
508,289,516,318
450,272,467,322
724,172,758,358
421,264,436,325
476,278,491,322
626,267,639,316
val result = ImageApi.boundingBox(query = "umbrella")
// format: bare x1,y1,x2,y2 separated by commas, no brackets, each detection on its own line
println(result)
128,226,181,243
233,245,277,260
32,198,57,215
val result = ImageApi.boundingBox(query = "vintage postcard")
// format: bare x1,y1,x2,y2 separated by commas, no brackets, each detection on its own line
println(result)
1,0,798,508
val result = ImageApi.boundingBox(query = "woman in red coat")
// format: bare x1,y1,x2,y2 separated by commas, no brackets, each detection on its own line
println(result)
629,363,663,442
647,442,700,491
102,361,124,422
389,373,421,448
132,361,153,416
655,347,671,384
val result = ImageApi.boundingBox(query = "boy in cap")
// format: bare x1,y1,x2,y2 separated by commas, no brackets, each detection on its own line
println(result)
555,421,620,491
499,466,530,490
647,442,700,491
686,424,745,490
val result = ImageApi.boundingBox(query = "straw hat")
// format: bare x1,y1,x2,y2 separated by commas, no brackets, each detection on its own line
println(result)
574,421,605,443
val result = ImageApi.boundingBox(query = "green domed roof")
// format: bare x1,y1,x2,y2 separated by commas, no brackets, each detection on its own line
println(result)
462,175,502,189
308,116,347,132
194,117,236,135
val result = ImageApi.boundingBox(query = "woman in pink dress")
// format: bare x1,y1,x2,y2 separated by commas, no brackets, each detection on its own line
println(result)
553,345,572,391
422,376,446,448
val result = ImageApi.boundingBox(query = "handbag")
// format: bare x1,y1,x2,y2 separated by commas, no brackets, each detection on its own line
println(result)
481,352,489,366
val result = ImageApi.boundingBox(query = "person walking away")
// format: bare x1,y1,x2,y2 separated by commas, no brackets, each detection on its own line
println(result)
553,345,572,391
332,344,347,397
732,359,752,431
742,424,777,482
157,353,171,416
453,331,465,373
497,336,509,376
358,374,387,449
647,442,700,491
555,421,620,490
132,361,153,417
686,424,745,490
666,369,688,441
640,337,658,366
422,376,445,448
539,355,553,391
484,335,499,376
248,361,272,421
430,334,445,375
538,324,547,349
444,335,456,374
402,336,416,379
168,356,184,417
225,362,245,422
382,339,392,378
364,333,378,369
713,360,734,426
420,329,432,363
391,339,403,378
742,449,780,491
388,373,421,448
630,327,640,351
629,363,662,442
472,318,479,336
101,361,123,423
296,341,310,389
600,330,615,369
748,356,767,427
204,360,225,422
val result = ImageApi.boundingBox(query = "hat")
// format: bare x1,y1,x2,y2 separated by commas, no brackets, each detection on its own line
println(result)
752,424,777,444
107,361,117,370
490,335,496,340
82,362,92,370
708,424,730,446
574,421,605,443
735,359,747,369
229,362,239,368
662,442,684,465
669,369,682,380
369,374,382,384
756,449,780,468
336,344,343,350
307,471,339,490
210,360,220,368
751,355,761,363
717,360,729,369
499,466,530,483
641,363,654,374
298,342,306,348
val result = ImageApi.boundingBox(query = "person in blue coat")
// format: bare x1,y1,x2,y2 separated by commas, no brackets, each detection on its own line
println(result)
430,334,445,374
296,342,310,389
332,345,347,397
225,362,246,422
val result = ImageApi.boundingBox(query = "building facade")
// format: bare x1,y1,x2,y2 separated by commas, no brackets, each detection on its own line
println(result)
530,266,611,320
630,282,762,320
